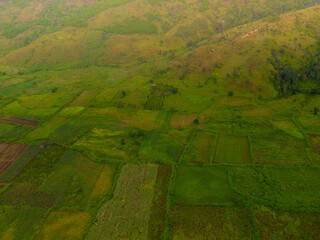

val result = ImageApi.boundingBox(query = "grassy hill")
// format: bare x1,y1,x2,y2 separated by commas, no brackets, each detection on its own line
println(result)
0,0,320,239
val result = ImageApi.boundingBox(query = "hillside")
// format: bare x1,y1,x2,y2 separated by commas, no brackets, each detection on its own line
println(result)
0,0,320,239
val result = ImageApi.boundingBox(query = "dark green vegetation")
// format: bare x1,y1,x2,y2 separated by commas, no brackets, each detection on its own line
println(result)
0,0,320,239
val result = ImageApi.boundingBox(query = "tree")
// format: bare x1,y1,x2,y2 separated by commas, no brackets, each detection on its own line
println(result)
314,107,319,115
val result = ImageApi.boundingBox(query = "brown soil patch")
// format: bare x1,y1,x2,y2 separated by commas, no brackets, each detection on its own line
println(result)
308,134,320,149
0,161,12,175
170,113,197,129
0,116,38,126
0,142,27,162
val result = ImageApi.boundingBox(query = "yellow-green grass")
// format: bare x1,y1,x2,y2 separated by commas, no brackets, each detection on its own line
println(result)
81,107,158,130
91,164,115,197
173,205,255,240
251,132,309,165
310,150,320,166
0,101,59,121
173,165,241,205
69,89,97,107
38,150,111,206
73,127,142,162
18,91,75,108
296,114,320,134
271,120,304,139
26,116,68,141
57,106,84,117
34,210,90,240
213,134,252,164
0,206,47,240
164,92,212,113
253,205,320,240
242,107,275,117
182,131,216,164
87,164,157,240
170,113,197,129
213,96,253,107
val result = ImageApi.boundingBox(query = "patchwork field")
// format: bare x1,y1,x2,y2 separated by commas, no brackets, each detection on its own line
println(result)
87,164,157,240
0,0,319,239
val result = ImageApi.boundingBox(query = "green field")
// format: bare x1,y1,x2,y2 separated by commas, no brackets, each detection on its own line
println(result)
213,134,252,164
174,165,242,205
0,0,320,239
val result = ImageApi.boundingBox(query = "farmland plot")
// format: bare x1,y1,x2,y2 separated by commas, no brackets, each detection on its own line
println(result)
147,165,172,240
251,131,309,165
228,166,320,209
174,165,241,205
87,164,158,240
173,205,255,240
34,211,91,240
0,206,47,240
0,142,27,175
182,131,216,164
213,134,252,164
74,127,143,162
253,205,320,240
0,142,41,182
138,131,183,164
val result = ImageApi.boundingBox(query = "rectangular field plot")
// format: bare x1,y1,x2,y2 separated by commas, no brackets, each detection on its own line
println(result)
173,205,255,240
26,116,68,141
147,165,172,240
87,164,158,240
74,127,143,162
138,131,183,164
228,166,320,208
0,116,38,126
213,135,252,164
0,142,27,175
0,101,59,121
0,182,56,208
182,131,216,164
0,122,33,141
34,211,90,240
0,142,41,182
69,89,97,107
170,113,197,129
251,131,309,165
253,205,320,240
173,165,241,205
38,150,115,207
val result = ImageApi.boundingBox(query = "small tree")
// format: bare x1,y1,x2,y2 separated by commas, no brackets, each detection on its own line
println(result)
51,87,58,93
228,91,234,97
193,118,199,124
314,107,319,115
